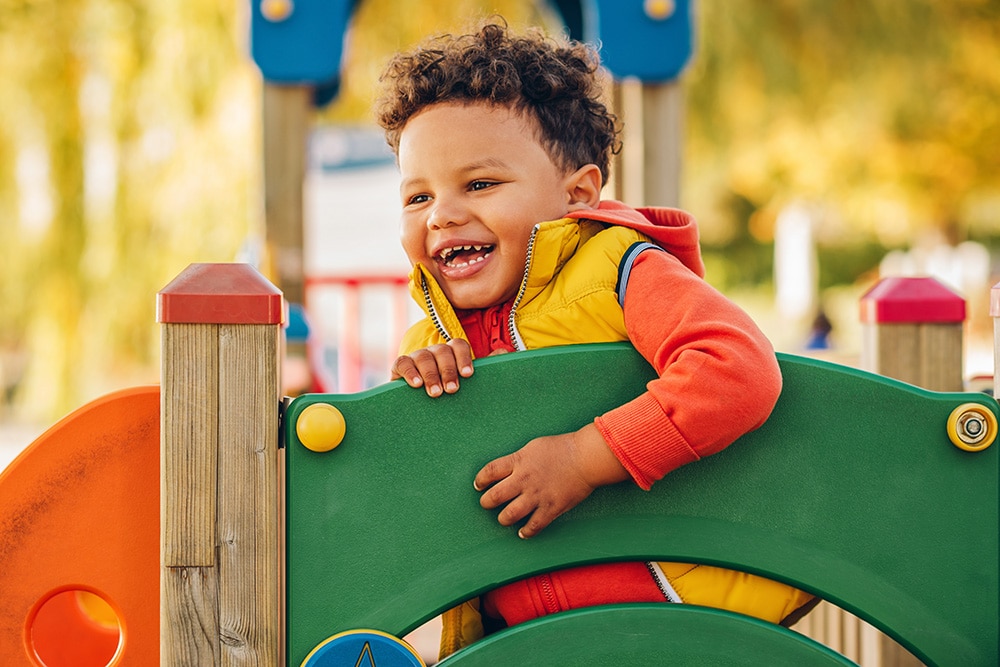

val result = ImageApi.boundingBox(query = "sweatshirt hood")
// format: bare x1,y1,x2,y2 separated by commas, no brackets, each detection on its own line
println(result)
566,200,705,278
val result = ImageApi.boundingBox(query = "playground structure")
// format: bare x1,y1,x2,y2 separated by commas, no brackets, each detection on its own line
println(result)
1,5,996,664
0,263,997,666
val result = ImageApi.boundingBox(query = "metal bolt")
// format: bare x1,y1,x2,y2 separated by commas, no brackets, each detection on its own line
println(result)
957,411,988,445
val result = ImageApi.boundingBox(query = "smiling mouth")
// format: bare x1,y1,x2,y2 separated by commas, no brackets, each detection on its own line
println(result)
436,244,495,268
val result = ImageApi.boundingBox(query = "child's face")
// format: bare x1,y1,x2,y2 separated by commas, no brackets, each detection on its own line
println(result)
397,102,589,311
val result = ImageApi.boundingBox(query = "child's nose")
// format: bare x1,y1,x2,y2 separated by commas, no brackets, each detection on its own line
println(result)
426,198,469,230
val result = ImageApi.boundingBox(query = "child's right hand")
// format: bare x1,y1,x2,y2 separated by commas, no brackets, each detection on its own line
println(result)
391,338,474,398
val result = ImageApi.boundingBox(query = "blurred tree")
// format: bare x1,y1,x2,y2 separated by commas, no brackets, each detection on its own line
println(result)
0,0,257,419
684,0,1000,271
0,0,89,416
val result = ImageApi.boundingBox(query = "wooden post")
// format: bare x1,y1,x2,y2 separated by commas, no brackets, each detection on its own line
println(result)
991,281,1000,401
263,83,311,308
860,276,966,392
609,78,683,208
641,81,683,207
861,275,964,666
158,263,284,666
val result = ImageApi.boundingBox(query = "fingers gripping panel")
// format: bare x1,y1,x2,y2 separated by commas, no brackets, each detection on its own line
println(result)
285,343,998,667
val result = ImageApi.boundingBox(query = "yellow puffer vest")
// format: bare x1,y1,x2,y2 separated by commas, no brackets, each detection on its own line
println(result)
400,218,637,355
399,217,815,659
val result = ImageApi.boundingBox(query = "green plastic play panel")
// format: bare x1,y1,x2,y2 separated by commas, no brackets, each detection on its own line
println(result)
440,604,856,666
285,343,998,666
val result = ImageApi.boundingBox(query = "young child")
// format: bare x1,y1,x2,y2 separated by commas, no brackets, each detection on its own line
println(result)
375,20,815,658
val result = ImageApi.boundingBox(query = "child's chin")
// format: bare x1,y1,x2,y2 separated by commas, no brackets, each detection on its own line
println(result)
447,291,503,312
452,299,495,311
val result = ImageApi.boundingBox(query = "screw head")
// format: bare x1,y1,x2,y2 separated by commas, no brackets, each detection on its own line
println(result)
957,412,987,444
947,403,997,452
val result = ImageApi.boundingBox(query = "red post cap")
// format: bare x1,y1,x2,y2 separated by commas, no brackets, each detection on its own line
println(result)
860,276,965,324
157,263,284,324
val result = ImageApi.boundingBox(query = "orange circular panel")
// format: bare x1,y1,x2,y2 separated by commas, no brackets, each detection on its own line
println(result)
0,387,160,664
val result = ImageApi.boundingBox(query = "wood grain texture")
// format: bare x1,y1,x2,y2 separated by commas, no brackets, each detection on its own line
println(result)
161,323,219,566
917,323,963,392
218,324,281,665
161,316,282,665
861,322,963,392
162,565,221,666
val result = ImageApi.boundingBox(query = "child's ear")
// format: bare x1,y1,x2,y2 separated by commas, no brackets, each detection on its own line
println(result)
564,164,603,212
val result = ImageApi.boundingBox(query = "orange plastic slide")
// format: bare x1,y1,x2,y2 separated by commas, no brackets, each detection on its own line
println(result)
0,387,159,666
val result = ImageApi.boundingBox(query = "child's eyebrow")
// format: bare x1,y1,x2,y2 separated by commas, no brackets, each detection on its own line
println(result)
399,176,423,192
462,157,510,173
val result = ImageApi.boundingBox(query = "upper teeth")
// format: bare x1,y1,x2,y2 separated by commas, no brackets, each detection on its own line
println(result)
438,245,487,260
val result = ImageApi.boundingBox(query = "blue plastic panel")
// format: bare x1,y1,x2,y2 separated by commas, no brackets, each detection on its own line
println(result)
250,0,356,83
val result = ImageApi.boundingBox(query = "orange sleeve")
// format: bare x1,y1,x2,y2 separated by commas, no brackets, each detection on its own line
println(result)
594,250,782,489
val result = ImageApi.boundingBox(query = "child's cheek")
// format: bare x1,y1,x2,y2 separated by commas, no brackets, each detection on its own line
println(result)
399,223,426,264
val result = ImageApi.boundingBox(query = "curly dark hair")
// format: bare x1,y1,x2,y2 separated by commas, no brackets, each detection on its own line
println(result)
375,21,621,184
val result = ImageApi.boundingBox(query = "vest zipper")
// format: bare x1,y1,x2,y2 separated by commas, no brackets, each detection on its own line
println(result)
538,573,561,614
488,306,505,351
506,224,539,352
419,272,452,342
645,561,683,603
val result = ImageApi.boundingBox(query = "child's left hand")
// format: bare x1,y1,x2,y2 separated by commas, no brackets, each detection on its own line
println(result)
474,423,629,539
391,339,474,397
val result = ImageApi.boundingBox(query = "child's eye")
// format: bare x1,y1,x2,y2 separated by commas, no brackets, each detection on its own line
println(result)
406,193,431,206
469,180,497,192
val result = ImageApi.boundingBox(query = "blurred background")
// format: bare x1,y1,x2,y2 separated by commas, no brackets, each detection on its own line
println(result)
1,0,998,438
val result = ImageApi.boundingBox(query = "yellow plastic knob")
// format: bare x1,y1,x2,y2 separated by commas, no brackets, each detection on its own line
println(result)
645,0,675,21
946,403,997,452
297,404,346,452
260,0,294,22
